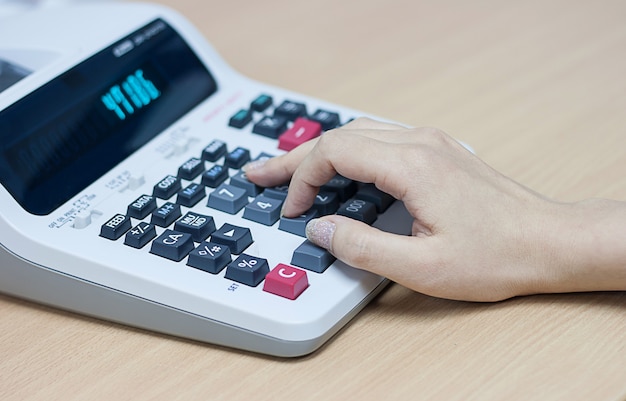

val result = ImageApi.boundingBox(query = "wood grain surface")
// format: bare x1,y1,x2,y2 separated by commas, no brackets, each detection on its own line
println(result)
2,1,625,400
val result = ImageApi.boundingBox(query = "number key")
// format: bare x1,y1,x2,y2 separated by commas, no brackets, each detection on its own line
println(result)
243,194,283,226
207,184,248,214
336,198,377,225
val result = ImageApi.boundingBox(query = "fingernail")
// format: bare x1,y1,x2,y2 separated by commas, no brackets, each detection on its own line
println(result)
242,158,268,173
306,218,336,250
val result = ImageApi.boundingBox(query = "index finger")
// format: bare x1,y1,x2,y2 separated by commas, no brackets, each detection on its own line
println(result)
282,129,409,217
243,117,405,187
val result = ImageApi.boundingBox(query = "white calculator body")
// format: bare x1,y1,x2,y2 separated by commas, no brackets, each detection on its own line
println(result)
0,2,412,357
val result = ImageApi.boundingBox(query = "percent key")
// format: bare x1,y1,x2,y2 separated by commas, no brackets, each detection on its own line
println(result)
225,254,270,287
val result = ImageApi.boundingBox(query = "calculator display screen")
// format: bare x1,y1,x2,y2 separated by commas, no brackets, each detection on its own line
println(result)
0,19,217,215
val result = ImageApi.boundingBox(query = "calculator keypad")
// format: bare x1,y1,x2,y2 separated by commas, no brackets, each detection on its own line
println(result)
99,94,395,299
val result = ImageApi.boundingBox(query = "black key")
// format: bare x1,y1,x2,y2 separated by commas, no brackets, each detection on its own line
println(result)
336,198,377,225
211,223,253,254
151,202,182,227
187,242,232,274
202,140,227,162
127,194,157,219
320,175,357,202
252,115,288,139
224,147,251,169
100,214,132,240
250,94,272,112
153,175,181,200
201,165,229,188
228,109,253,128
291,240,336,273
274,100,307,121
309,109,340,130
355,184,395,213
174,212,216,242
176,183,206,207
178,157,205,180
124,222,157,249
225,254,270,287
150,229,195,262
311,191,339,215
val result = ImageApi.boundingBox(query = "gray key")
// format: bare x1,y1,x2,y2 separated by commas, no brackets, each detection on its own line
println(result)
243,195,283,226
230,171,262,196
291,240,336,273
207,184,248,214
278,209,318,237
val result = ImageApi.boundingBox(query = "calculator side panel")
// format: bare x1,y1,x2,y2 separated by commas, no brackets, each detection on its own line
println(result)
0,241,383,357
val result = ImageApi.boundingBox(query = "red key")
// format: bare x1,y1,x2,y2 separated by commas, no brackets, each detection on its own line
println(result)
263,264,309,300
278,118,322,151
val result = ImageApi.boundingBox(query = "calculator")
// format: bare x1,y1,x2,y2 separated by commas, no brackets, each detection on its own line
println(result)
0,2,413,357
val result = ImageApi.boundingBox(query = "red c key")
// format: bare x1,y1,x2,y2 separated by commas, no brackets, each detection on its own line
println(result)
263,264,309,300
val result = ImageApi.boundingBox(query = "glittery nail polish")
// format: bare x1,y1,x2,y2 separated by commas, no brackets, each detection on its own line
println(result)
242,158,267,172
306,219,336,250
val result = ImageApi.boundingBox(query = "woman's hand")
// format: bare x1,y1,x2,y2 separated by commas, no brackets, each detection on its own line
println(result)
244,118,626,301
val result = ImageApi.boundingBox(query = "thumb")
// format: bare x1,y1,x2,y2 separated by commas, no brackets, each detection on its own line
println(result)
305,215,420,277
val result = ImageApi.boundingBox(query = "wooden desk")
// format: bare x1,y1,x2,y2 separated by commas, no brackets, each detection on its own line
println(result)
2,0,625,399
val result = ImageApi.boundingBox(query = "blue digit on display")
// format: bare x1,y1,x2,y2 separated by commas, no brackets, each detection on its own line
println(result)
122,80,145,108
101,69,160,121
101,93,126,120
124,75,150,107
135,69,160,100
111,85,134,115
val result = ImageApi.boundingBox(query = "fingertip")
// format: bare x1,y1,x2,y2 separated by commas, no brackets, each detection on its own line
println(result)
305,218,336,251
305,215,381,270
241,158,268,174
242,155,290,187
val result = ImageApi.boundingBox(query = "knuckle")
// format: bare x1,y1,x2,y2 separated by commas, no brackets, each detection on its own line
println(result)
314,129,339,151
344,116,375,128
419,126,450,144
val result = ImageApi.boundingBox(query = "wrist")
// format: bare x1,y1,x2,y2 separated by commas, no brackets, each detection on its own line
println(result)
533,199,626,295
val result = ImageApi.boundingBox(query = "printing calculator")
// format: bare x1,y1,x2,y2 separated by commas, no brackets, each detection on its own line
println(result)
0,2,413,357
